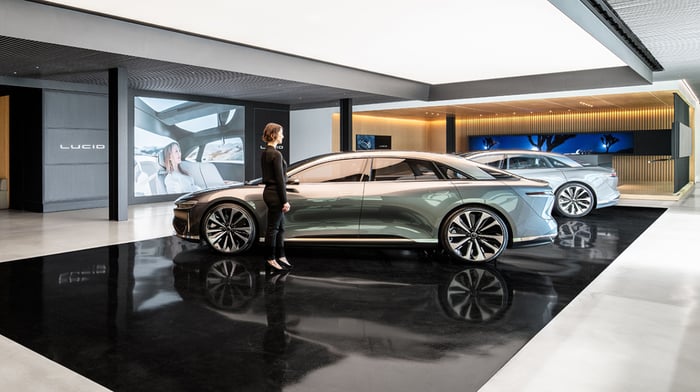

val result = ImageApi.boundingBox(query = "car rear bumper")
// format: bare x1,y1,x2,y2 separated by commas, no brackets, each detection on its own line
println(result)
596,195,620,209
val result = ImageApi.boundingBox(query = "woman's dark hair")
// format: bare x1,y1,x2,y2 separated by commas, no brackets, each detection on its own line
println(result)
262,122,283,143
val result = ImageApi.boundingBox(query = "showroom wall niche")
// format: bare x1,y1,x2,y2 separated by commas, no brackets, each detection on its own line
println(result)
2,84,107,212
348,92,694,196
1,85,43,211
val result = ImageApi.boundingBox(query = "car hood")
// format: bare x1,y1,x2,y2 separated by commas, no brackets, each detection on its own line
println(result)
175,181,249,201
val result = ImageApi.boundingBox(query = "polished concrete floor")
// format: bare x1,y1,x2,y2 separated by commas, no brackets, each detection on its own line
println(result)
0,188,698,391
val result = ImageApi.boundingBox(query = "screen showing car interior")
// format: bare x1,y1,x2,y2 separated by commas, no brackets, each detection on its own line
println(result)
133,96,245,197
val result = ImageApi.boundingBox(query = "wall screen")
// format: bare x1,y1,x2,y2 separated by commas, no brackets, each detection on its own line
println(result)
468,132,635,154
134,96,245,197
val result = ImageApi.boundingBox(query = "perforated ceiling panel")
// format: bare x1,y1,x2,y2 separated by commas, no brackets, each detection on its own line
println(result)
606,0,700,92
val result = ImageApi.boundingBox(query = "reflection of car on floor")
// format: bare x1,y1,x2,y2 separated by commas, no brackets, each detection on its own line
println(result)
173,151,558,263
461,150,619,218
171,247,559,361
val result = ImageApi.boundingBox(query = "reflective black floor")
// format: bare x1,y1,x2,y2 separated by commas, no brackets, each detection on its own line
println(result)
0,207,664,392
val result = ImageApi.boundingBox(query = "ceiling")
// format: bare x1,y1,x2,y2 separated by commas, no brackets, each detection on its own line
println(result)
35,0,627,85
0,0,699,113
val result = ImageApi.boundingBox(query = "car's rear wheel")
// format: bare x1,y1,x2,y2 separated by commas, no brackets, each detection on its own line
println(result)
555,183,594,218
202,203,256,254
441,206,509,263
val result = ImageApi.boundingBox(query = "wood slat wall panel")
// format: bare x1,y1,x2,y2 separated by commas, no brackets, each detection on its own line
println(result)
612,155,673,184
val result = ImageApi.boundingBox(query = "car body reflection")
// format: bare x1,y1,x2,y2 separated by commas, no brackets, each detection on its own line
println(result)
172,246,559,365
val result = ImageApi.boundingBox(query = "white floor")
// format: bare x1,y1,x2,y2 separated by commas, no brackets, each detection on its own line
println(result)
0,190,698,391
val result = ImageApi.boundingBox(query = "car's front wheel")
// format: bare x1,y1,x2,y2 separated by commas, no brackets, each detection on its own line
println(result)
555,183,594,218
202,203,256,254
441,206,509,263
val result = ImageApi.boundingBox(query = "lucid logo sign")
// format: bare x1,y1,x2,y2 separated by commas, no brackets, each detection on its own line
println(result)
59,144,106,150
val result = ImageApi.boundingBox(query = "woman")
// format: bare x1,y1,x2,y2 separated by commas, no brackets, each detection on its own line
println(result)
261,123,292,272
162,142,200,194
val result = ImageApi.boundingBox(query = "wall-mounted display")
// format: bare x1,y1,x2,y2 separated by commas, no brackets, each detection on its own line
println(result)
468,132,635,154
133,96,245,198
468,128,679,156
673,122,692,158
356,134,391,150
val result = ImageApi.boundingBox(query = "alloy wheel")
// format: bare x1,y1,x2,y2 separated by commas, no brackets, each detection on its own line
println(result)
442,207,508,263
203,203,256,254
555,183,593,218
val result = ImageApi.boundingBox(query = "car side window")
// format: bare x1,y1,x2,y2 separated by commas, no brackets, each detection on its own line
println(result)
548,157,570,168
471,154,506,169
436,163,473,180
507,155,552,169
292,159,369,183
372,158,440,181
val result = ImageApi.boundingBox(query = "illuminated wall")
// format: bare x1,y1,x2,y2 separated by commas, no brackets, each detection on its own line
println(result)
455,107,674,152
331,113,446,152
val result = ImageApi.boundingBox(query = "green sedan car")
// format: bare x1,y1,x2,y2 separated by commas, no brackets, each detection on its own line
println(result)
173,151,558,263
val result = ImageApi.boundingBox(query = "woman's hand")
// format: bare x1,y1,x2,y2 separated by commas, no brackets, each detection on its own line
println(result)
282,202,291,213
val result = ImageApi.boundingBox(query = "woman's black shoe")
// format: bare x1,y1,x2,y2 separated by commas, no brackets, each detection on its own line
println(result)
277,257,293,270
265,259,285,275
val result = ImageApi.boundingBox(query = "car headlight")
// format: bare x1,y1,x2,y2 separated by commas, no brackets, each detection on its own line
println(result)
175,200,198,209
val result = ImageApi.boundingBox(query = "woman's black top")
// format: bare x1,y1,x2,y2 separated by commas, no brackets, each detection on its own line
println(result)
261,145,288,204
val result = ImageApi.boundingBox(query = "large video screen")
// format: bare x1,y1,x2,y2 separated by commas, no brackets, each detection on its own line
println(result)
134,96,245,197
468,132,634,154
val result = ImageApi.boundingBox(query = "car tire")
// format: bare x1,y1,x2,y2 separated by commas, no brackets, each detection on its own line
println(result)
202,203,257,254
555,183,594,218
440,206,509,263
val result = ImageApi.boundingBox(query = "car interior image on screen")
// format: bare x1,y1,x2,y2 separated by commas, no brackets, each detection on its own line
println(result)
133,96,245,198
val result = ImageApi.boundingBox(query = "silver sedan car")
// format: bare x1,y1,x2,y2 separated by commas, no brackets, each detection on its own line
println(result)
462,150,620,218
173,151,558,263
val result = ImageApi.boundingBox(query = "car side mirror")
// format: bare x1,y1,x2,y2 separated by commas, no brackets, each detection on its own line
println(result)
287,178,300,185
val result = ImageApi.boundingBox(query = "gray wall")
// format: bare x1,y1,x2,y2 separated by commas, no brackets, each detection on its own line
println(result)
290,107,336,163
43,90,109,211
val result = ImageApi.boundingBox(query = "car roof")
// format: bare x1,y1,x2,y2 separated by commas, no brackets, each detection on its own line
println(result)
462,149,572,158
291,150,470,167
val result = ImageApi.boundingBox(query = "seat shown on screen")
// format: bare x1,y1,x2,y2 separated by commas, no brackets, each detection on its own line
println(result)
179,160,226,189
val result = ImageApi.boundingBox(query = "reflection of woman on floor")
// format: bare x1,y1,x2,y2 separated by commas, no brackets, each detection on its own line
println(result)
263,272,290,391
162,142,200,194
